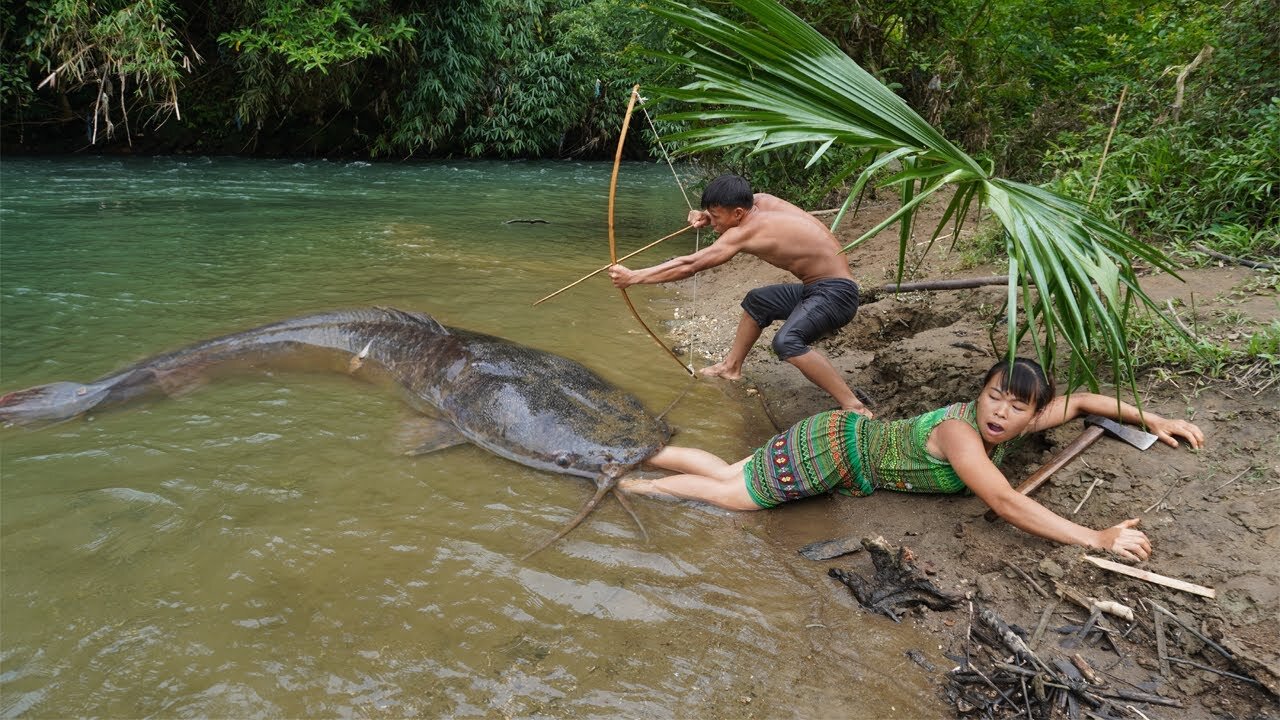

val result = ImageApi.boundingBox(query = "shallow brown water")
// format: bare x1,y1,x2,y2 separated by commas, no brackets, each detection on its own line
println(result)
0,157,946,717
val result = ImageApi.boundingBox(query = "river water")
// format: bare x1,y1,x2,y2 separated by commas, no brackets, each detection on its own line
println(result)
0,157,944,717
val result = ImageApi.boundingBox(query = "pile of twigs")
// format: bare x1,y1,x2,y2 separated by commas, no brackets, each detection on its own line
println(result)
823,537,1273,716
945,604,1185,719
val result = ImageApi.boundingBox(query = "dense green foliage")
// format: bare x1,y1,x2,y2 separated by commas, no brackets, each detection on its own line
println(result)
678,0,1278,260
3,0,1275,258
3,0,679,158
649,0,1196,395
370,0,679,158
8,0,197,142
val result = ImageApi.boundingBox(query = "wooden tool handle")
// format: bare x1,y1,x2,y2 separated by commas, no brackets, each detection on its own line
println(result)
983,424,1106,522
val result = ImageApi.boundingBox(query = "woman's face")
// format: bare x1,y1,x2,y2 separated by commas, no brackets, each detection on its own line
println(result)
974,373,1038,445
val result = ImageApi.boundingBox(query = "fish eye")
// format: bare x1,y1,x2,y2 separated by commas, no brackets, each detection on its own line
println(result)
554,453,573,468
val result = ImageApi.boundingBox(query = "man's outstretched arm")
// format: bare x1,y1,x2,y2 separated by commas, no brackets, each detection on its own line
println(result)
609,237,742,288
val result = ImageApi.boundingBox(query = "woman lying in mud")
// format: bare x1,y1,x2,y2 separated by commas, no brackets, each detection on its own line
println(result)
621,358,1204,561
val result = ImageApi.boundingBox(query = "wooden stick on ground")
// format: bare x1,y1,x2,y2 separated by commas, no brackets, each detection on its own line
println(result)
1003,560,1050,598
1144,479,1182,513
1083,555,1217,599
1031,599,1060,651
1071,654,1101,685
1167,657,1263,685
1207,466,1252,498
1193,243,1277,271
862,275,1009,304
1072,475,1102,515
1149,600,1236,660
1154,606,1172,677
1098,689,1184,708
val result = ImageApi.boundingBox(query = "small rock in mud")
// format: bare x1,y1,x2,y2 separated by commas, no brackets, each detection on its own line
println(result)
976,572,1003,601
1177,675,1212,696
1038,558,1065,579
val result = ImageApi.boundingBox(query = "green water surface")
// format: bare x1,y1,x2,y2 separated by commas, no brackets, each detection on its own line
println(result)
0,157,943,718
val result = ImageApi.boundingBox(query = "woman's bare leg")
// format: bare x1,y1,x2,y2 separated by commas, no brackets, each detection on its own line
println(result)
645,445,735,475
625,447,758,510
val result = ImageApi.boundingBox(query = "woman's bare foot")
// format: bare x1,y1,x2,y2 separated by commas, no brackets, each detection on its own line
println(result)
699,360,742,380
618,478,682,502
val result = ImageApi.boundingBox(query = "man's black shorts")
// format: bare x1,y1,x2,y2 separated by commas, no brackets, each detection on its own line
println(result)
740,278,860,360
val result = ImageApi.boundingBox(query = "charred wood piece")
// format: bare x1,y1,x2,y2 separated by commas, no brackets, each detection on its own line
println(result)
827,537,960,621
906,649,937,672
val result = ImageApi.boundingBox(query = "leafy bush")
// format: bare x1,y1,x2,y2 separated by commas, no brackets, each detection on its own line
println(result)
20,0,198,142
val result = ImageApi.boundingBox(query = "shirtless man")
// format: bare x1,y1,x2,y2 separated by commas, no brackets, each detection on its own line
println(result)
608,174,872,417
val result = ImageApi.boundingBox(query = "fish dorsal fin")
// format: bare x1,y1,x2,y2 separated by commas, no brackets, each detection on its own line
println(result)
374,306,449,336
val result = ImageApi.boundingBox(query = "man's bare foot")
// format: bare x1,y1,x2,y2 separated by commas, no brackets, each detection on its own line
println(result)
699,361,742,380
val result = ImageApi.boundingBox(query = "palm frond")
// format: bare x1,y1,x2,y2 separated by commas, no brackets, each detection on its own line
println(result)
646,0,1185,392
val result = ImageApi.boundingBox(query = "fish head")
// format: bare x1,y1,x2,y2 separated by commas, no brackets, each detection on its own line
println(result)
432,331,673,479
443,361,670,479
483,398,670,479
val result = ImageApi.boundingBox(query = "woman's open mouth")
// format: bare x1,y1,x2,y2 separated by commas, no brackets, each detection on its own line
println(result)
986,422,1005,435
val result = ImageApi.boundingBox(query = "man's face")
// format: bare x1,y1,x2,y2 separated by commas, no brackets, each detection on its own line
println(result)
704,205,745,234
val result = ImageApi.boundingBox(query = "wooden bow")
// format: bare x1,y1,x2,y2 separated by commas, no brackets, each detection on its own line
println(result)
608,84,694,376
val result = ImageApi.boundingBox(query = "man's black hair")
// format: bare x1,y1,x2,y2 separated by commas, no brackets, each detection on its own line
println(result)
983,357,1055,412
700,175,754,210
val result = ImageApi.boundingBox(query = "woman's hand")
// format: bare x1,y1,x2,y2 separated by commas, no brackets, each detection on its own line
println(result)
1095,518,1151,561
1147,416,1205,449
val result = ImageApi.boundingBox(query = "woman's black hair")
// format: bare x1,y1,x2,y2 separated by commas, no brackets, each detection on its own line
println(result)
700,174,754,210
983,357,1054,411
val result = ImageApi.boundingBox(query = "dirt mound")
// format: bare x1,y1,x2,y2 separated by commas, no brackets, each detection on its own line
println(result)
664,196,1280,717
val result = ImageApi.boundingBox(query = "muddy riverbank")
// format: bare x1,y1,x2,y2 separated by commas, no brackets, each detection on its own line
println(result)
652,195,1280,718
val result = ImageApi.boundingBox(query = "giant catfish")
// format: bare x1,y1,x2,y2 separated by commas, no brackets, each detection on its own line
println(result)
0,307,671,556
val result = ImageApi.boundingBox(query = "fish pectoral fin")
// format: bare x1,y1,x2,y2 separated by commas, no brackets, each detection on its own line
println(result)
347,341,374,373
398,417,469,456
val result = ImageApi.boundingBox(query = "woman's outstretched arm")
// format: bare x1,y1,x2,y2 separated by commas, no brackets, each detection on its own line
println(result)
1028,393,1205,449
933,420,1153,561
